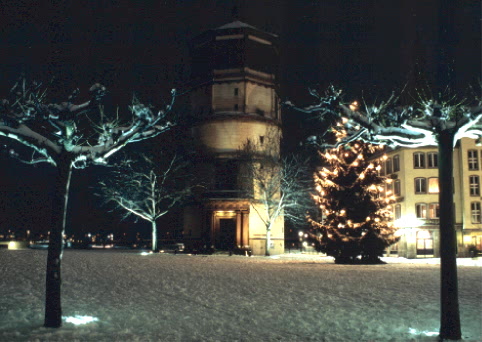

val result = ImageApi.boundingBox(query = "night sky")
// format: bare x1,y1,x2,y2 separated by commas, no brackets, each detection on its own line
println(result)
0,0,480,239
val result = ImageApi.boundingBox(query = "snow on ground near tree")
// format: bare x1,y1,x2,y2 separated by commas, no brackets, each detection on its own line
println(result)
0,250,481,342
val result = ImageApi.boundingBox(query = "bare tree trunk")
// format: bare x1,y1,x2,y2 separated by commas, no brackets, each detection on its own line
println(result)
44,154,73,328
152,220,158,252
265,229,271,256
438,131,461,340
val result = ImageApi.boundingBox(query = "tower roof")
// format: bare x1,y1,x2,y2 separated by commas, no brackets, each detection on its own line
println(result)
217,20,257,30
215,20,278,37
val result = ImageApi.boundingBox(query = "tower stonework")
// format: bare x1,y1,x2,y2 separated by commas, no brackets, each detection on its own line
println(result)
183,21,284,255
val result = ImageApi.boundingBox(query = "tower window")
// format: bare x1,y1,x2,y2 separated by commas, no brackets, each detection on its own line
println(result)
259,136,265,145
234,104,239,111
255,108,265,116
234,88,239,96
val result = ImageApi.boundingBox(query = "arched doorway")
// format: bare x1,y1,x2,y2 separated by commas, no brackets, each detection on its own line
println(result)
417,230,434,257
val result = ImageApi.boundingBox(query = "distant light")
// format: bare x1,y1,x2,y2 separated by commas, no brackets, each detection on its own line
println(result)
8,241,19,250
140,251,153,256
63,315,99,325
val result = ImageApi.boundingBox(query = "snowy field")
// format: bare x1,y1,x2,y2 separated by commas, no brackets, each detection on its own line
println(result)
0,250,481,342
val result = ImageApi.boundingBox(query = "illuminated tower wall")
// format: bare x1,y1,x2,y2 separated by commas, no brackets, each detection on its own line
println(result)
183,21,284,255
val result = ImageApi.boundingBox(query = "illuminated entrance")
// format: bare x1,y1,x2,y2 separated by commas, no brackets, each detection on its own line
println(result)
417,230,434,257
211,209,249,251
216,218,236,250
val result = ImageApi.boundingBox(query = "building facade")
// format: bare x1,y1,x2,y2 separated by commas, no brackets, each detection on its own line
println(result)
182,21,284,255
382,138,482,258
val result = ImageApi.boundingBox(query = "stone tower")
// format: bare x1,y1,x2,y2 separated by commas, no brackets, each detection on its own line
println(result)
182,21,284,255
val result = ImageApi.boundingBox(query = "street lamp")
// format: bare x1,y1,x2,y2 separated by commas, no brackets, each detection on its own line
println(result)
298,231,303,252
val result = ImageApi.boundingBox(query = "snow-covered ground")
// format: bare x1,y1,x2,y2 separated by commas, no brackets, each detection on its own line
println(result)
0,250,481,342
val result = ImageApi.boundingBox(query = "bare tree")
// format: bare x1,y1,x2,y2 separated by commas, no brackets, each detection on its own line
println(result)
242,138,312,256
0,79,175,328
99,154,193,252
286,86,482,340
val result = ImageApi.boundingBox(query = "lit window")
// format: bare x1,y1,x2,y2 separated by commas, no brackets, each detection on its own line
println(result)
427,152,438,168
471,202,481,223
413,152,425,168
385,158,393,174
428,177,439,194
394,179,401,196
394,204,401,220
386,182,393,196
428,203,439,219
415,177,427,194
393,155,400,172
416,203,427,219
468,150,479,170
470,175,480,196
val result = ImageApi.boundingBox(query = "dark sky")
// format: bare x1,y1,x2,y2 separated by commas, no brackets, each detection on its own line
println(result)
0,0,480,238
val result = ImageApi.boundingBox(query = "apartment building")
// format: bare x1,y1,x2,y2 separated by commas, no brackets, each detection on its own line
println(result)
383,138,482,258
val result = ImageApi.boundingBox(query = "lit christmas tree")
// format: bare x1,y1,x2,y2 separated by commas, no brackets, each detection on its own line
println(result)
309,125,399,264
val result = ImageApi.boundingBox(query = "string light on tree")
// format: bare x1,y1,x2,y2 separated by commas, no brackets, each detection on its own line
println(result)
308,124,399,264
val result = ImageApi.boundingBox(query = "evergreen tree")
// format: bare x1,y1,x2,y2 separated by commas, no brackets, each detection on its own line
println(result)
309,126,399,264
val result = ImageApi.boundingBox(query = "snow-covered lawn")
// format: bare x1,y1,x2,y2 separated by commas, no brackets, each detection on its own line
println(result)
0,250,481,341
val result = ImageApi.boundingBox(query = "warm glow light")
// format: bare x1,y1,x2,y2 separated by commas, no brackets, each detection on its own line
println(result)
428,178,439,193
394,214,424,228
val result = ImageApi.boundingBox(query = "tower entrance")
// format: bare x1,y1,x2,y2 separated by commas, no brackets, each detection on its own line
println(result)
216,218,236,250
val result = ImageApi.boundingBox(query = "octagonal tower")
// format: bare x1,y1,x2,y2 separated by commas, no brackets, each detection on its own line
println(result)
183,21,283,256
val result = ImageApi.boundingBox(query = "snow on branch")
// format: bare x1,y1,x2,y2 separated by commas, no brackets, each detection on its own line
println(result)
0,79,176,168
285,86,482,149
